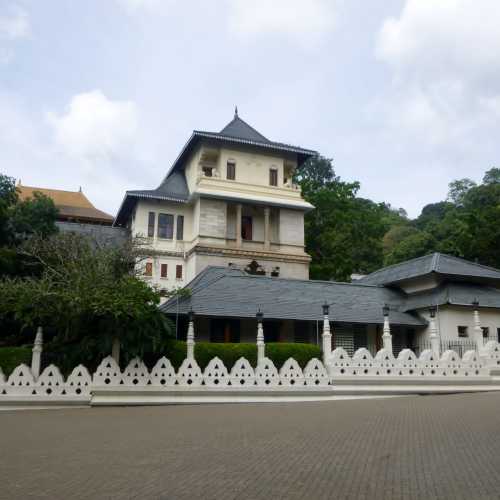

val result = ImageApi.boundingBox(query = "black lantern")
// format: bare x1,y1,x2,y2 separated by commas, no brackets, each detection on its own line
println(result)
322,302,330,316
188,308,195,322
429,306,436,319
472,298,479,311
256,309,264,322
383,303,390,317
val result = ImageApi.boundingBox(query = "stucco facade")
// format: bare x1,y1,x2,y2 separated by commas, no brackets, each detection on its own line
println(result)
116,112,316,293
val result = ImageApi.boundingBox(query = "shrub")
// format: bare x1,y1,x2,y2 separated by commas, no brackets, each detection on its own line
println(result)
0,346,32,376
160,340,321,370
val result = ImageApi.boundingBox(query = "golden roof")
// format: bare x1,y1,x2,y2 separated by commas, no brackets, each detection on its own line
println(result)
17,183,114,224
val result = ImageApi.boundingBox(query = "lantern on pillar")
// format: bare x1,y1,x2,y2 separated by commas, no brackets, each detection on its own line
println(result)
382,304,393,352
256,309,265,364
321,302,332,364
429,305,440,358
187,308,195,360
472,299,484,350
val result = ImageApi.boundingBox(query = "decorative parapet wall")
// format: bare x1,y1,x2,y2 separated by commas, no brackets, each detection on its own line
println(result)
1,343,500,407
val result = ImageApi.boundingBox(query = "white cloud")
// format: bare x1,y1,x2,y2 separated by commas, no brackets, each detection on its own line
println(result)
0,5,30,40
374,0,500,145
115,0,169,14
47,90,138,161
228,0,336,45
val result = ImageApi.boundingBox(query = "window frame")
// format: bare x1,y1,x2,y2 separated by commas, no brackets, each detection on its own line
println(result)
241,215,253,241
144,262,153,277
226,161,236,180
160,263,168,279
157,213,174,239
176,264,183,280
269,168,278,187
147,212,155,238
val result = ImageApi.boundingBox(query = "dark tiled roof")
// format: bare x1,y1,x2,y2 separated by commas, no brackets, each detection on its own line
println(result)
403,282,500,311
219,114,270,143
160,266,425,327
359,253,500,286
114,171,189,226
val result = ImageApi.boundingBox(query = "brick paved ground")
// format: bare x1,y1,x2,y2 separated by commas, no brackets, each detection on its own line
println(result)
2,393,500,499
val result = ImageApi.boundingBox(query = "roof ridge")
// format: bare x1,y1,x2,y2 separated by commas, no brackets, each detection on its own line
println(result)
361,253,435,279
439,253,500,274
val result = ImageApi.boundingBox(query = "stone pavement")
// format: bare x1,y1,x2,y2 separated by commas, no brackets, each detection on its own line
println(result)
2,393,500,499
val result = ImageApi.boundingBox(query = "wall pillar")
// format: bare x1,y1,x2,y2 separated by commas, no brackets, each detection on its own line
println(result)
429,306,440,359
187,309,195,360
111,337,120,365
264,207,271,250
322,303,332,364
236,203,242,248
472,300,484,351
31,326,43,379
256,310,265,364
382,304,393,353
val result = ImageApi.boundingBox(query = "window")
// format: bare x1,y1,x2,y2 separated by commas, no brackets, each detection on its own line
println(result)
227,161,236,180
158,213,174,239
269,168,278,186
482,327,490,338
497,328,500,342
241,216,253,240
147,212,155,237
458,326,468,338
144,262,153,276
160,264,168,279
176,215,184,240
176,264,183,279
202,166,213,177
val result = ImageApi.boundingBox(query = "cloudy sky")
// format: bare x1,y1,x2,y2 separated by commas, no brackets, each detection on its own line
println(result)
1,0,499,217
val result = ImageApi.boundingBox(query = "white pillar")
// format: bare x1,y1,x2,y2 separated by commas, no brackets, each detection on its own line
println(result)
187,310,195,360
429,308,440,359
236,204,242,248
111,337,120,365
322,303,332,364
264,207,271,250
382,305,392,353
256,310,265,364
473,301,484,351
31,326,43,379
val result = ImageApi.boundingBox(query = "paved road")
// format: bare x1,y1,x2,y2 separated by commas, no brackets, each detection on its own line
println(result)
2,393,500,499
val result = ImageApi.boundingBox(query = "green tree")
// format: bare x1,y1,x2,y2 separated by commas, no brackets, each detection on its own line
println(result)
447,178,477,206
483,167,500,185
0,233,173,368
385,231,436,266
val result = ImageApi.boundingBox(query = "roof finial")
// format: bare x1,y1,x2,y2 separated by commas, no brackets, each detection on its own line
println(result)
234,105,238,117
79,186,82,192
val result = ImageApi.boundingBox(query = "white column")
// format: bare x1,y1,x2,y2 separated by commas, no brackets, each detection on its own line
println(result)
31,326,43,379
264,207,270,250
429,308,440,359
111,337,120,365
236,204,242,248
256,311,265,364
187,310,195,360
382,306,393,353
322,304,332,364
473,301,484,351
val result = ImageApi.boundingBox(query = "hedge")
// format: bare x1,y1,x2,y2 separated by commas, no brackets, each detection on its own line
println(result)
0,346,32,376
161,340,321,370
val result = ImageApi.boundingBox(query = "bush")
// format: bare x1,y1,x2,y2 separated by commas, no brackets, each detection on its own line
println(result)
0,346,31,376
160,340,321,370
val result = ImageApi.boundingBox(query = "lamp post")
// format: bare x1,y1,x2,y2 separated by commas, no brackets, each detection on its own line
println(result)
256,309,265,364
429,306,440,358
322,302,332,364
187,308,195,360
472,299,484,351
382,304,393,353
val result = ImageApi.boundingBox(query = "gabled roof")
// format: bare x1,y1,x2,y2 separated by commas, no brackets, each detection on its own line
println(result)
403,282,500,311
219,113,270,143
160,266,426,327
359,253,500,286
114,171,189,227
17,184,113,224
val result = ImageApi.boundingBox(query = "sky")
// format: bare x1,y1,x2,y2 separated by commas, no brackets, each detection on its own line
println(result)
1,0,500,218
